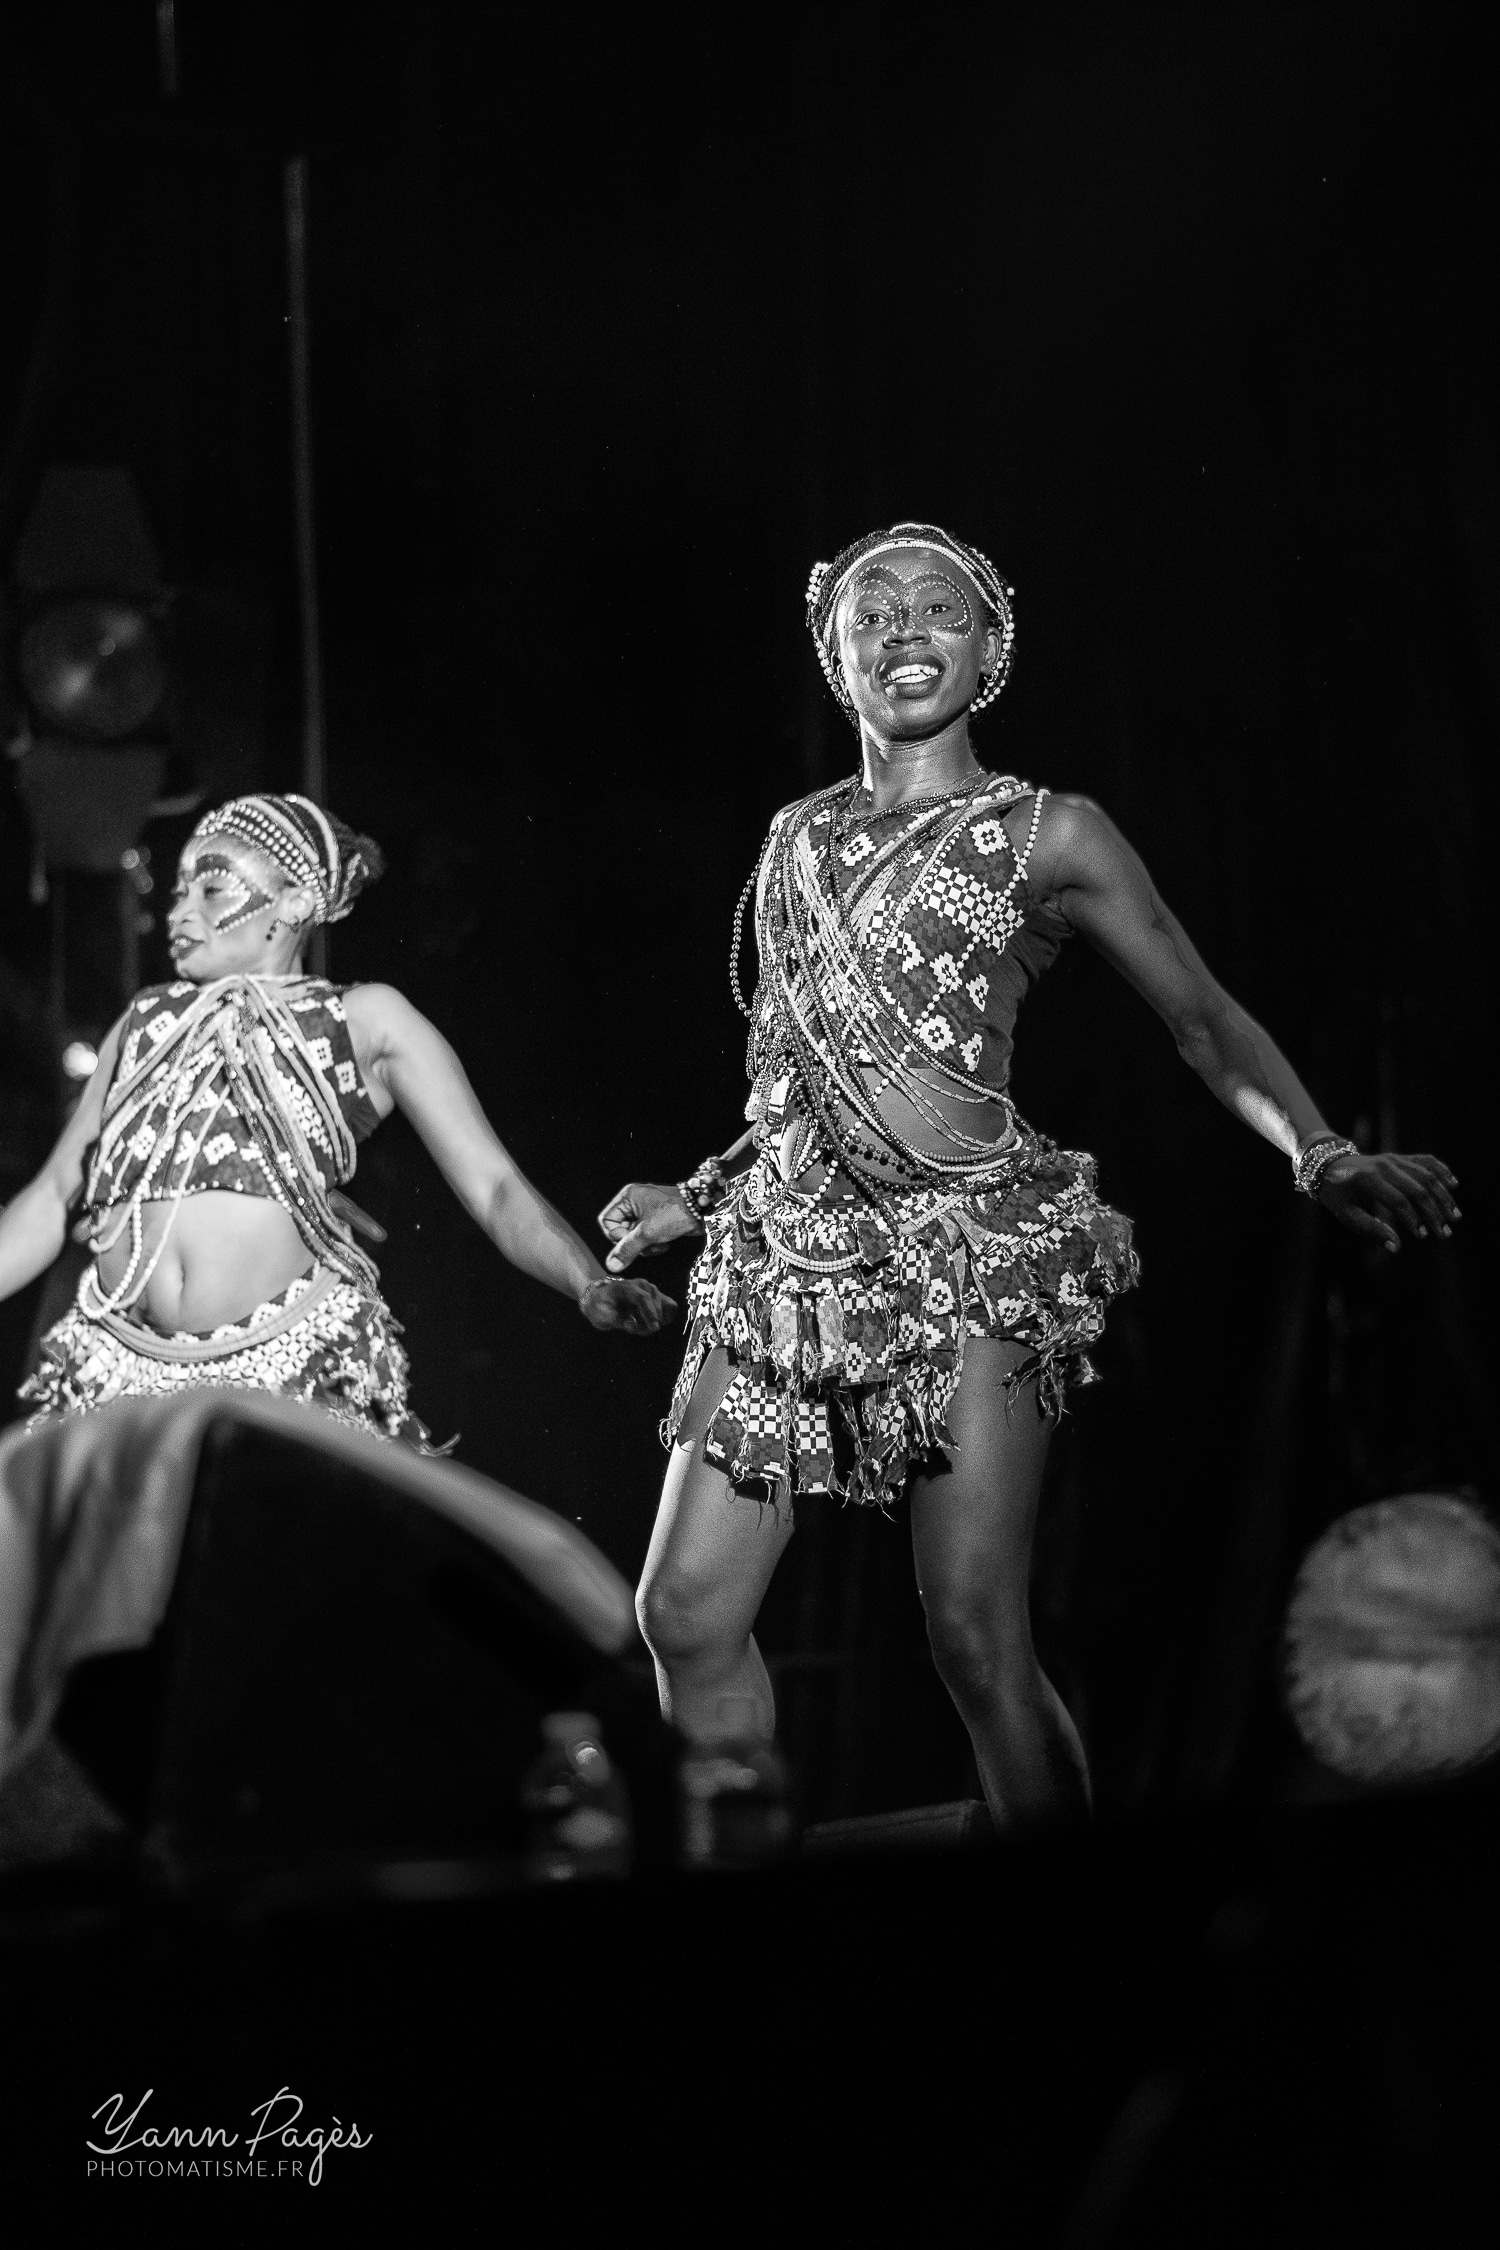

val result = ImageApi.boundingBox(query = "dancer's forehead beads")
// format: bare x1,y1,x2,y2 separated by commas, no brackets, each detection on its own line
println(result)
190,793,367,924
805,520,1017,726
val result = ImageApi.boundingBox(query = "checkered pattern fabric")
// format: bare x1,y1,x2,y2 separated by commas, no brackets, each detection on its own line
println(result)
90,980,381,1216
662,1140,1138,1511
22,1267,440,1450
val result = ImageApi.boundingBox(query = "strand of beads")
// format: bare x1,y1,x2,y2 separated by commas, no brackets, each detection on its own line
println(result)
840,766,995,829
677,1153,729,1218
768,802,1033,1178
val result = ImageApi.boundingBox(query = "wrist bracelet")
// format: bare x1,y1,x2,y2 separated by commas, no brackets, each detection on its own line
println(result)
677,1154,728,1219
1293,1135,1358,1198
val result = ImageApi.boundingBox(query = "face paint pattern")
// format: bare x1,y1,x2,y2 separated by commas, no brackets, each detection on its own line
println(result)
179,851,277,934
845,565,975,640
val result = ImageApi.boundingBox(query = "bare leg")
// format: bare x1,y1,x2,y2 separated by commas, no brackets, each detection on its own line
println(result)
909,1338,1089,1829
636,1349,797,1742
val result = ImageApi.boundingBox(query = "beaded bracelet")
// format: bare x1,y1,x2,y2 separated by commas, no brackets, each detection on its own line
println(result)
1293,1135,1359,1199
677,1154,729,1219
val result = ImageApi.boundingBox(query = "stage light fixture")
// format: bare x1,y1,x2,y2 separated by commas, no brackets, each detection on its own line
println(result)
1282,1492,1500,1785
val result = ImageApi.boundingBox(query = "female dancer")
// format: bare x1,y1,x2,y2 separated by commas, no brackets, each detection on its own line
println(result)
2,792,672,1443
599,521,1459,1825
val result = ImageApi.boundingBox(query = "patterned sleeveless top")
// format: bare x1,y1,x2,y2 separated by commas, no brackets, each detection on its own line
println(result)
89,978,381,1213
756,776,1070,1112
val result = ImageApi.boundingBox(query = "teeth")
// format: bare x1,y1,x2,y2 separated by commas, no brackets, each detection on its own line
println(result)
888,665,939,683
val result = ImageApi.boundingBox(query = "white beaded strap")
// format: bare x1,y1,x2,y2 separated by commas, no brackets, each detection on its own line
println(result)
1011,788,1049,882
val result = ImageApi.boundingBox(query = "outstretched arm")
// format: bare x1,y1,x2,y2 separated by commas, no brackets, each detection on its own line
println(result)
1038,796,1460,1253
0,1019,124,1303
346,986,675,1333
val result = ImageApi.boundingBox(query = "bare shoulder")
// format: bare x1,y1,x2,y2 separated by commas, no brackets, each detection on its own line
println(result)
1021,791,1133,896
341,982,421,1039
340,983,438,1080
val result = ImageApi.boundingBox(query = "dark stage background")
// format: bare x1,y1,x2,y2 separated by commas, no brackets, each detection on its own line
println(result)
1,3,1495,1825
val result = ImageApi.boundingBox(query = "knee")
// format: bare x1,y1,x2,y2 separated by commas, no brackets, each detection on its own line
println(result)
636,1566,719,1669
923,1593,1031,1706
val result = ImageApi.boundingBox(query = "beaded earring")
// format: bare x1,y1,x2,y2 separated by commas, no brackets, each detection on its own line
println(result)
965,559,1016,716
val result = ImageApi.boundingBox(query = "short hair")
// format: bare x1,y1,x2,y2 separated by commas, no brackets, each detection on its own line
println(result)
805,520,1016,727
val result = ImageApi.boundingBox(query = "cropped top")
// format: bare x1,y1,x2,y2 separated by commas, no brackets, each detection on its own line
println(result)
88,978,381,1215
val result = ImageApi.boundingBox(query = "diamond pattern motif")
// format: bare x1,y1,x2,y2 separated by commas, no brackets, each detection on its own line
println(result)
664,1143,1139,1511
89,979,380,1215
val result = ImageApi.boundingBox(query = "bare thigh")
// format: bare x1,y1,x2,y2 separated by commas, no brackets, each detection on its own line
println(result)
637,1349,797,1656
907,1336,1057,1649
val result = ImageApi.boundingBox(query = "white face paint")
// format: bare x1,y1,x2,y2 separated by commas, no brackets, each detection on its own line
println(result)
834,546,995,732
168,835,297,979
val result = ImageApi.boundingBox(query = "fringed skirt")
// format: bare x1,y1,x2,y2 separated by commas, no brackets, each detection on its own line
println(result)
663,1138,1139,1512
20,1266,442,1452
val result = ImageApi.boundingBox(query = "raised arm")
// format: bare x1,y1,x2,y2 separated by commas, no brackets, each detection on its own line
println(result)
1035,795,1459,1253
0,1019,123,1303
345,985,674,1334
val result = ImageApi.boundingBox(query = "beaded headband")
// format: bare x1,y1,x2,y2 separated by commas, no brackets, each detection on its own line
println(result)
191,793,363,925
805,521,1017,726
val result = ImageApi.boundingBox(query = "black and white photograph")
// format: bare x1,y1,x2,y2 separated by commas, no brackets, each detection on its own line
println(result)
0,5,1496,2238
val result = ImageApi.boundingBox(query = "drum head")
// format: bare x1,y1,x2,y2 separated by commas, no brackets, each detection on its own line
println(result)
1283,1493,1500,1785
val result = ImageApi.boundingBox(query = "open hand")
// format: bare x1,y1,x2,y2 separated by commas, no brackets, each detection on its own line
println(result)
597,1181,705,1272
578,1275,678,1334
1318,1151,1460,1253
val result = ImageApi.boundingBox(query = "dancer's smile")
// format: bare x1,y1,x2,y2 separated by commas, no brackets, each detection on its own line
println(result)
881,658,944,696
836,547,997,740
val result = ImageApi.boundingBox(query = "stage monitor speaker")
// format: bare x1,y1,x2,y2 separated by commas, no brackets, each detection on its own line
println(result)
53,1415,674,1887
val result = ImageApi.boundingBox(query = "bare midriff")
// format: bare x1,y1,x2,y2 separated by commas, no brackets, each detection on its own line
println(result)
772,1065,1014,1190
95,1192,315,1335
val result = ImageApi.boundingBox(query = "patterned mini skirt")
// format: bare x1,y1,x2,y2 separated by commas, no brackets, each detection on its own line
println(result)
20,1265,443,1452
663,1133,1139,1512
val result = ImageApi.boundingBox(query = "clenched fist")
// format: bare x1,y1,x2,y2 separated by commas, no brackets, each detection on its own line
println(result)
597,1181,706,1272
577,1275,678,1333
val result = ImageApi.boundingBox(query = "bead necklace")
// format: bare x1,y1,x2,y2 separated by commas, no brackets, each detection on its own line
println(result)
769,822,1022,1179
729,771,1048,1203
729,770,1000,1021
769,787,1044,1176
839,764,994,827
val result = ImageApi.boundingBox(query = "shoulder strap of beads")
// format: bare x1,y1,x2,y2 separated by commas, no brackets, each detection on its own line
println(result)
1012,788,1049,880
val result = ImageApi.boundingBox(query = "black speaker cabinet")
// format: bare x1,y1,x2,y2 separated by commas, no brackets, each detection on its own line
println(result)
52,1414,674,1888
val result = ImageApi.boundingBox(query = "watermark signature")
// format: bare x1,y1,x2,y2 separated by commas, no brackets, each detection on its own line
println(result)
87,2089,372,2186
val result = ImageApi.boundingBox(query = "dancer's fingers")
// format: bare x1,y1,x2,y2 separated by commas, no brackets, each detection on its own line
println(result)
1372,1173,1428,1239
606,1224,650,1271
1397,1156,1461,1228
1341,1202,1401,1254
1389,1158,1454,1237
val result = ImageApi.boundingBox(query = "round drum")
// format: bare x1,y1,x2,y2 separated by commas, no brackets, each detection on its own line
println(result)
1283,1492,1500,1785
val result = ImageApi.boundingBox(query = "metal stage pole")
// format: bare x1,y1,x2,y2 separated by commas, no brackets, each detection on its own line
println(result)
284,155,328,977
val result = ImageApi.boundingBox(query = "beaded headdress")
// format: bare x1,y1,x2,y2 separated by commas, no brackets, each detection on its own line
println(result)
190,793,366,925
805,520,1016,728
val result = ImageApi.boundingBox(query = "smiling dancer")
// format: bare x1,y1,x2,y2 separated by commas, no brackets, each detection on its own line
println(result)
599,520,1459,1826
2,793,672,1443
